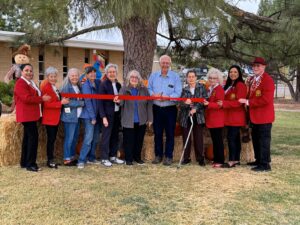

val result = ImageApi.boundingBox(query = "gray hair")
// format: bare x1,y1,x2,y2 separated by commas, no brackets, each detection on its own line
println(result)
125,70,143,87
60,68,81,91
105,63,118,74
207,68,224,85
159,55,171,64
45,66,58,77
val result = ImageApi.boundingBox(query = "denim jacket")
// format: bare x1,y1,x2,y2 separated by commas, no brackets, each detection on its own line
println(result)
60,83,85,123
80,79,99,120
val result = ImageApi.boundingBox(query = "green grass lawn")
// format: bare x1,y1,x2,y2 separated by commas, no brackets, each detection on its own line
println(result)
0,111,299,225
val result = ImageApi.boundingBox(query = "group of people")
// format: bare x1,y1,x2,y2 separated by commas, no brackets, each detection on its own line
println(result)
14,55,275,172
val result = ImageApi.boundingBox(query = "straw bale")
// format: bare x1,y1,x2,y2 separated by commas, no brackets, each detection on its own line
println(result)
0,115,64,166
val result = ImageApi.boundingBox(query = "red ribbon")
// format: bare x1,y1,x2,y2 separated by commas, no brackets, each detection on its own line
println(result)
61,93,205,103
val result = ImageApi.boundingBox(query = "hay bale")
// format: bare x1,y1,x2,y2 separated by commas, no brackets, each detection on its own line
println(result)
240,141,255,162
0,115,64,166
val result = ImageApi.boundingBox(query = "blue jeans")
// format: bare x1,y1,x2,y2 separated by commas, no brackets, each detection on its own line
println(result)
78,119,100,163
63,122,80,160
153,105,177,159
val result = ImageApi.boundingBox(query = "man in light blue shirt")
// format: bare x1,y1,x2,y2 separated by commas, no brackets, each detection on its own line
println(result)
148,55,182,165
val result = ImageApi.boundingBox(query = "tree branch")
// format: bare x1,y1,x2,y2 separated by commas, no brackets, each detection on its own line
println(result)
29,23,116,45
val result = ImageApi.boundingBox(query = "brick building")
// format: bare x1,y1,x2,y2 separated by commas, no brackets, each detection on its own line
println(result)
0,30,124,85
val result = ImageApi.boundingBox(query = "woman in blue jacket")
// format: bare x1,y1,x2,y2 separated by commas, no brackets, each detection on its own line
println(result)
77,67,101,169
60,68,84,166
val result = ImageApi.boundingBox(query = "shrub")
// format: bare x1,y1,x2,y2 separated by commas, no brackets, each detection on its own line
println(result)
0,80,15,106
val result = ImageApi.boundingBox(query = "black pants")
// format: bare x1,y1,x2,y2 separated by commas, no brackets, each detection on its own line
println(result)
227,126,241,161
182,116,204,162
100,111,120,160
46,125,59,162
209,128,224,164
123,123,146,162
21,122,38,168
153,105,177,159
251,123,272,165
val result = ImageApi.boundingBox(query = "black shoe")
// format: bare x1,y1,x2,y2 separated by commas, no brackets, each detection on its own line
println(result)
152,156,162,164
47,161,58,169
251,164,271,172
26,166,39,172
125,161,133,166
64,160,77,166
198,161,206,166
163,157,173,166
247,161,259,166
135,160,145,165
181,159,191,165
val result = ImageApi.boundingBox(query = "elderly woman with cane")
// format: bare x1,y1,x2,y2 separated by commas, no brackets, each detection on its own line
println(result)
178,70,208,166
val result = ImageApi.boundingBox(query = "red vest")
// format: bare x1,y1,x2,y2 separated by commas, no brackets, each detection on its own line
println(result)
14,78,42,122
205,85,224,128
41,82,62,126
223,82,247,126
249,72,275,124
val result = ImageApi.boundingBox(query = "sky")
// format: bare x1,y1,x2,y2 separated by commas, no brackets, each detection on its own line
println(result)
77,0,260,43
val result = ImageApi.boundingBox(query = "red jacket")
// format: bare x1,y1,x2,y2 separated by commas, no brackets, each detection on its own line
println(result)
205,85,224,128
223,82,247,126
14,78,42,122
41,82,62,126
249,72,275,124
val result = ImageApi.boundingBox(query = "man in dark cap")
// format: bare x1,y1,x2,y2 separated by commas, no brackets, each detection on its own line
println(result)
239,57,275,172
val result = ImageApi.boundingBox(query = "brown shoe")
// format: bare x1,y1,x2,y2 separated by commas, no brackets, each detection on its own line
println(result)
152,156,162,164
163,157,173,166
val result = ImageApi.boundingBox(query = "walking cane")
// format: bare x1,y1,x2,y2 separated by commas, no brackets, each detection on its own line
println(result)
177,115,194,169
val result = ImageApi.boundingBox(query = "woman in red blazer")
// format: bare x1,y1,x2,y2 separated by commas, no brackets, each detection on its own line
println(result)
14,64,51,172
41,67,69,168
204,68,225,168
218,65,247,167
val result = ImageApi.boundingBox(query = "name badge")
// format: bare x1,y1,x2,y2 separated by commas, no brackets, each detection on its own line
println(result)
64,107,71,113
168,84,174,88
255,90,261,97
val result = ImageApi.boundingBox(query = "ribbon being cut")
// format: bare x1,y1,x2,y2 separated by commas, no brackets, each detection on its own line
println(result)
61,93,205,102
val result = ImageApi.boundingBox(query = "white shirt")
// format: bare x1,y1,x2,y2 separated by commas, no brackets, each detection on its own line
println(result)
112,82,120,112
190,87,195,95
72,85,82,118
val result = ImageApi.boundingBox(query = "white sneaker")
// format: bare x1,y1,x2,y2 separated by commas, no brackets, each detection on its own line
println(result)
87,160,101,165
101,160,112,167
77,163,85,169
110,157,124,164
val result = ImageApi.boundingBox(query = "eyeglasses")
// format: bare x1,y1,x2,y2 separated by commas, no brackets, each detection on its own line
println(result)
130,76,139,79
208,77,218,80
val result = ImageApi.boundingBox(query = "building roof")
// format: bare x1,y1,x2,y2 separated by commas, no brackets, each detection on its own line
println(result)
0,30,124,51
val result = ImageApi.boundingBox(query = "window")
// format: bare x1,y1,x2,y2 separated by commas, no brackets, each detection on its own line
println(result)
63,47,68,78
38,47,45,82
85,49,90,63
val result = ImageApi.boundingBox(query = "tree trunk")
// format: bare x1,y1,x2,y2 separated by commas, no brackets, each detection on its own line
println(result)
295,65,300,102
120,16,159,80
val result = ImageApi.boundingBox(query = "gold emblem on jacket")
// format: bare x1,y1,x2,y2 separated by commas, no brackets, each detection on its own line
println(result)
230,93,236,100
255,90,261,97
212,91,216,97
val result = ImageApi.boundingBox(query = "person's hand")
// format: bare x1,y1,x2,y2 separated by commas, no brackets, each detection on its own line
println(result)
185,98,192,105
61,97,69,105
42,94,51,102
238,98,247,104
203,100,209,106
103,117,109,127
91,119,96,125
217,100,223,107
147,121,152,127
189,109,196,115
113,96,120,103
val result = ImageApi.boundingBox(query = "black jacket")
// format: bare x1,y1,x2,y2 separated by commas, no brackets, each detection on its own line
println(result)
98,79,121,118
